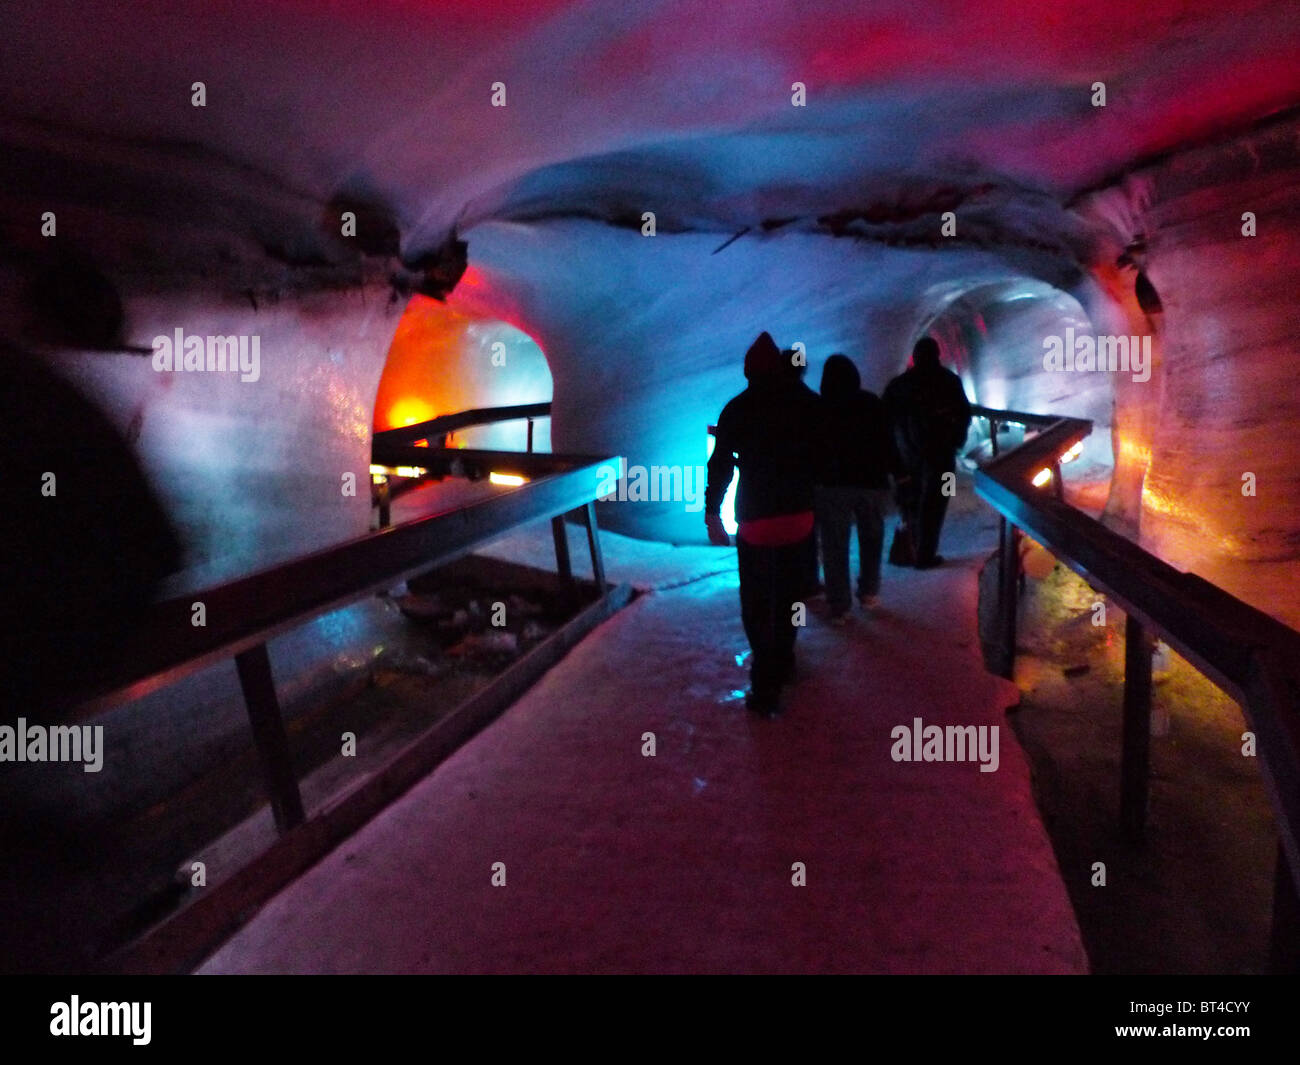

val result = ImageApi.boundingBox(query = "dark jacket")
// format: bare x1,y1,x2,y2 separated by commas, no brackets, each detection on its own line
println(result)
882,362,972,470
706,376,826,524
817,354,897,490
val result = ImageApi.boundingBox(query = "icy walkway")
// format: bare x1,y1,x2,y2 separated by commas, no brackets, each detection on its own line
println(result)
200,506,1087,974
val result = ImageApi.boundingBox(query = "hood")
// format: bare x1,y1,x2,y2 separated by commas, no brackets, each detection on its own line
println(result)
820,353,861,401
743,331,783,380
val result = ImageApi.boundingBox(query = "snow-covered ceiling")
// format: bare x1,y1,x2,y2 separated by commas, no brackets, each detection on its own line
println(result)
3,0,1297,270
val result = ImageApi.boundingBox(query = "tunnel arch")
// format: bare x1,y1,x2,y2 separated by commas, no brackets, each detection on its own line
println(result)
371,293,553,453
914,280,1096,409
913,276,1121,510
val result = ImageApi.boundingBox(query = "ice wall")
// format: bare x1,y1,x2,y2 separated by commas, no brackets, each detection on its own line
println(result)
0,118,407,586
1076,116,1300,627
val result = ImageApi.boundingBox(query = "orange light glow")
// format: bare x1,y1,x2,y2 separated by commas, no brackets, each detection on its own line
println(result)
457,265,486,290
1117,436,1153,467
371,294,550,442
489,472,528,486
386,398,436,430
370,464,427,479
1032,468,1053,488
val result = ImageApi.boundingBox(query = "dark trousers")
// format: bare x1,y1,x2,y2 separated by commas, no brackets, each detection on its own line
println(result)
901,456,955,564
737,534,809,695
816,485,888,611
802,528,820,597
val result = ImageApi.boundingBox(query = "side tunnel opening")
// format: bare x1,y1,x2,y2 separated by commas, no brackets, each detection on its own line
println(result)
917,277,1117,513
372,294,553,453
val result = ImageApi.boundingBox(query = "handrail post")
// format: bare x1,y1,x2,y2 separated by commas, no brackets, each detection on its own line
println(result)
1120,614,1154,841
526,417,535,454
234,643,306,834
552,512,574,591
581,501,607,595
1271,843,1300,973
995,518,1019,679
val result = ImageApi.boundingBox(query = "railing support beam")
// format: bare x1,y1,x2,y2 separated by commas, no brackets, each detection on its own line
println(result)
234,643,305,834
581,501,607,595
552,513,574,590
1270,843,1300,973
995,518,1019,679
376,476,391,529
1120,614,1155,842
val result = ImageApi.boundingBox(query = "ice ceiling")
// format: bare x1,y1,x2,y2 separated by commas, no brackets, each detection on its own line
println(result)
4,0,1297,267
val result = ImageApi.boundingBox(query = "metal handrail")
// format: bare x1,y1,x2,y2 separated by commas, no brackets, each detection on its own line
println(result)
369,402,557,526
374,401,552,446
969,403,1300,962
47,411,617,848
55,449,611,721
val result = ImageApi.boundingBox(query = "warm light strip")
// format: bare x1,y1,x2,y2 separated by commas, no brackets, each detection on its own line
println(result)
369,464,427,478
1060,441,1084,463
1031,467,1053,487
489,472,528,486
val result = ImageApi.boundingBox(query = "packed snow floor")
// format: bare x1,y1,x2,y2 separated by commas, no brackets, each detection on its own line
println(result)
200,502,1087,973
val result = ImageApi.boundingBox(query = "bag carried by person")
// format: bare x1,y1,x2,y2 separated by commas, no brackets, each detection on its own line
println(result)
888,521,915,567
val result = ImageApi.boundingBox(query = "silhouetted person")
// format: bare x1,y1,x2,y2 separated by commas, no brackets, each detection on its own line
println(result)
816,354,896,621
706,332,824,717
784,348,822,598
883,337,971,568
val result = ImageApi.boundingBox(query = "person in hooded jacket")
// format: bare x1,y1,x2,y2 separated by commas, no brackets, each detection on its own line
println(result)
815,353,897,622
882,336,972,568
783,348,824,599
706,332,826,717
